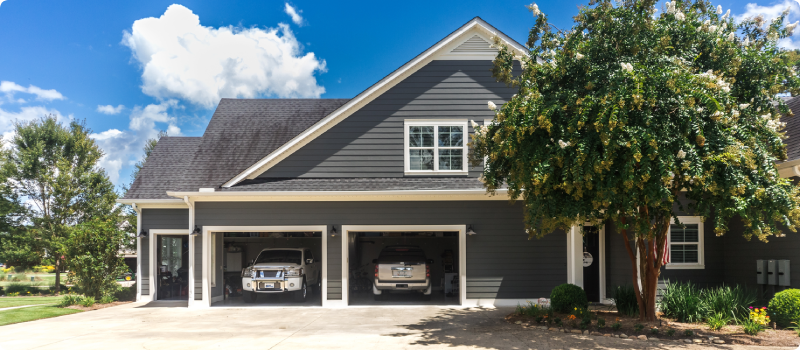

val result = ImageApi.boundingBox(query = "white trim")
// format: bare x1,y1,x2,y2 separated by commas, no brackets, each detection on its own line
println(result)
221,18,526,187
599,225,606,302
199,226,328,308
117,199,187,207
463,298,548,307
132,204,143,302
404,120,469,175
340,225,467,306
664,216,705,270
566,226,583,287
166,189,510,202
148,229,192,303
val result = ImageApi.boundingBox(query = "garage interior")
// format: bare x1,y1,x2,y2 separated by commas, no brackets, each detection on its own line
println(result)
214,231,323,307
348,231,460,306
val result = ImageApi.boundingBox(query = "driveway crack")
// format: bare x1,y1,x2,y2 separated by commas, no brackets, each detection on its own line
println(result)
267,311,325,350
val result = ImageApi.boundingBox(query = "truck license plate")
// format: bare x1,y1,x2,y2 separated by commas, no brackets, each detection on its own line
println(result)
262,283,274,289
392,267,412,277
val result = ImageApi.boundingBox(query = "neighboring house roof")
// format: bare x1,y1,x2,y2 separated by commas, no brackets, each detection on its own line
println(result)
220,17,527,187
121,99,349,200
124,136,202,199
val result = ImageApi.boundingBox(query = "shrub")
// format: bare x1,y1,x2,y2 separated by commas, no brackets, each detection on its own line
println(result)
65,219,129,299
634,323,644,332
99,295,116,304
597,318,606,328
80,296,96,307
666,328,676,337
649,327,660,335
612,285,639,317
5,283,27,294
768,289,800,328
8,292,19,297
535,316,544,323
683,330,693,337
571,306,591,319
554,317,562,326
659,281,704,322
516,301,548,318
59,295,83,307
611,321,622,331
742,319,763,335
707,312,730,331
550,284,588,313
2,266,15,274
702,285,757,323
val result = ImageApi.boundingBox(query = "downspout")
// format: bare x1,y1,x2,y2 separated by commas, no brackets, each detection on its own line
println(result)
183,196,196,307
131,203,142,302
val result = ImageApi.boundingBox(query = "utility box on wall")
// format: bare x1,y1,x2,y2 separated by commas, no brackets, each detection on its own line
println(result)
757,260,767,284
778,260,791,287
768,260,777,285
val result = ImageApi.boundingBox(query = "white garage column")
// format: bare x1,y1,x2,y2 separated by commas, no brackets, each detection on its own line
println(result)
566,225,584,288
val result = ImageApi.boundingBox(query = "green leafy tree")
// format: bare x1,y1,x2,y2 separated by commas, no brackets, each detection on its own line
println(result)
3,116,118,293
473,0,800,321
66,218,128,299
0,137,37,267
120,130,166,251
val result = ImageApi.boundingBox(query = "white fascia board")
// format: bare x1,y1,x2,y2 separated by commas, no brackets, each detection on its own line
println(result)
167,189,510,202
221,18,527,188
117,198,187,206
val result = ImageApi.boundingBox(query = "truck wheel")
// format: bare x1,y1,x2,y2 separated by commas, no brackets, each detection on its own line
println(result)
243,291,256,303
315,273,322,293
293,279,307,302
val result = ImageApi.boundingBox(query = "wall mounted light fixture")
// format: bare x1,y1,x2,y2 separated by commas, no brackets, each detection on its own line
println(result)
330,226,338,237
138,229,148,238
467,224,477,235
191,226,201,236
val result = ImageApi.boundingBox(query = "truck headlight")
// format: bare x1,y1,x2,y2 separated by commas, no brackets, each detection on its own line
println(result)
285,268,302,276
250,269,256,278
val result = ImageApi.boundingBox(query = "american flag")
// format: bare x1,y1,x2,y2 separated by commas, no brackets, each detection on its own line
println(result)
662,234,670,265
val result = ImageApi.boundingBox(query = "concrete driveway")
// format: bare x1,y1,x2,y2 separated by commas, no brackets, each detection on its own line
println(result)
0,302,795,350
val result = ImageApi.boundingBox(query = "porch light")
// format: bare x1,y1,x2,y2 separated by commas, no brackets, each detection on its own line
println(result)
466,225,477,236
138,229,148,238
330,226,338,237
191,226,201,236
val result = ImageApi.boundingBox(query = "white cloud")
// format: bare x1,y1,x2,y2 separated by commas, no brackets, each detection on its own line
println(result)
0,106,71,148
734,0,800,49
0,81,65,102
284,3,305,26
0,0,7,8
122,4,325,109
90,100,181,185
96,104,125,115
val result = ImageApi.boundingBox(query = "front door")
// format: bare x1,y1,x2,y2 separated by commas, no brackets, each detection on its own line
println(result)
582,226,600,302
156,235,189,300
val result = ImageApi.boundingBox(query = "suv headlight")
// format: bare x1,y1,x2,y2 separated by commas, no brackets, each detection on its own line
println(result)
285,268,303,277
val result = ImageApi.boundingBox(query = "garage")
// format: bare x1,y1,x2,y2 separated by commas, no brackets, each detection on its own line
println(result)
345,229,462,306
215,231,323,307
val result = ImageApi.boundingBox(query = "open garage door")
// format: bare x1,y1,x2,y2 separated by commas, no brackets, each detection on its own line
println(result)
345,229,463,306
215,231,323,307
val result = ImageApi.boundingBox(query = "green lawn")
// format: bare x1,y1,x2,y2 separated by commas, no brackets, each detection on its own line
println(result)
0,305,81,326
0,273,68,287
0,296,62,309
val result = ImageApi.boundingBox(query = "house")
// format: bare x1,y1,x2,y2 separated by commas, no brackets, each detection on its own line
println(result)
119,17,799,308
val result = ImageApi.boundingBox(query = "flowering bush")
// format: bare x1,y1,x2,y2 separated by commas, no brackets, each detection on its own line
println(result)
749,306,770,326
473,0,800,321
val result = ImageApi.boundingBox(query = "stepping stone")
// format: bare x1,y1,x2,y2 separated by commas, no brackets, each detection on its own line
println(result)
515,321,522,324
693,339,704,343
637,335,647,340
629,336,638,340
603,334,611,337
684,339,693,344
649,337,659,341
619,333,628,338
539,326,548,330
708,336,718,340
570,329,582,334
713,340,725,344
583,330,590,335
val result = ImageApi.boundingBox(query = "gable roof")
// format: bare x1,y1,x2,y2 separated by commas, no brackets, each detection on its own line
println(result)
221,17,527,187
121,98,349,200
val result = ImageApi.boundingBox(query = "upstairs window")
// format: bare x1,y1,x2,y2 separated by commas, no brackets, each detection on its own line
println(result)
665,217,705,269
404,121,468,175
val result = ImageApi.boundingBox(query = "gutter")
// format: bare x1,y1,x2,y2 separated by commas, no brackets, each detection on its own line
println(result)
117,198,185,205
167,189,508,197
776,158,800,178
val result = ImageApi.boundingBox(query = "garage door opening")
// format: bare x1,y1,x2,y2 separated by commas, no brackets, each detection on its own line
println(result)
214,231,323,307
347,231,460,306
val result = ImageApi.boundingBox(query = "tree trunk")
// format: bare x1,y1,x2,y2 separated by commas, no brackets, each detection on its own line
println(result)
54,257,60,294
621,214,669,322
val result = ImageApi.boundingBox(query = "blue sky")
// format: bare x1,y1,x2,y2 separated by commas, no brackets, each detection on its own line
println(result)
0,0,797,191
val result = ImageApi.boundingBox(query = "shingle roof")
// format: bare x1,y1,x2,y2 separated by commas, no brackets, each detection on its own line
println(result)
781,96,800,161
122,98,349,200
225,177,488,192
123,136,202,199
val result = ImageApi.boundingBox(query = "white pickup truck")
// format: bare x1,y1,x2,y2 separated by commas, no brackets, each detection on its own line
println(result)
372,245,432,300
241,248,321,303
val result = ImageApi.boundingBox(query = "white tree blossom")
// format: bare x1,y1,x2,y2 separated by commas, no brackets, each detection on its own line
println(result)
487,101,497,111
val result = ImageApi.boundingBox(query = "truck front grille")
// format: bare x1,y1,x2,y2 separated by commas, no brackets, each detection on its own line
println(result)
256,270,282,279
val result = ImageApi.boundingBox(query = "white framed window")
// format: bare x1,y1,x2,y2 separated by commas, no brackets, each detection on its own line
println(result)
404,120,468,175
665,216,705,269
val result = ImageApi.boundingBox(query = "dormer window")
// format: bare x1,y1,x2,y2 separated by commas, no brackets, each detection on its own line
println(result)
404,120,468,175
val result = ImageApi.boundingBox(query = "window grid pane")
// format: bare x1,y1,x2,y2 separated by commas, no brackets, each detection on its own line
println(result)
409,126,434,147
408,124,464,172
439,149,463,170
438,126,463,147
670,224,699,243
670,244,699,263
409,149,434,170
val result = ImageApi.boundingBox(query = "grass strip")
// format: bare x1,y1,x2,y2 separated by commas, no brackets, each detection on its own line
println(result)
0,296,63,309
0,305,81,326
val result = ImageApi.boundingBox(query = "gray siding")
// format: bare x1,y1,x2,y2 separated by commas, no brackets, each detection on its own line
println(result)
140,209,189,296
195,201,565,300
723,217,800,290
194,237,202,300
260,60,519,178
327,225,342,300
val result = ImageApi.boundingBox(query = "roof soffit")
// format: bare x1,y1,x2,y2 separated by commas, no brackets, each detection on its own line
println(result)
221,18,527,187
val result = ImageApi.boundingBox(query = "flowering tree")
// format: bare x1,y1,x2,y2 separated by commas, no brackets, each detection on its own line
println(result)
472,0,800,320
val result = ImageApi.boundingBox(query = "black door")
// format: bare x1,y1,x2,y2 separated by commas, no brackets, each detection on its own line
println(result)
582,226,600,302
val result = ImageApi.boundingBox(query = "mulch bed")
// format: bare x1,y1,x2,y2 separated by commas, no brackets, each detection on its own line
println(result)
65,301,131,311
506,309,800,347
